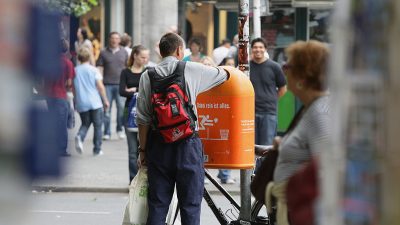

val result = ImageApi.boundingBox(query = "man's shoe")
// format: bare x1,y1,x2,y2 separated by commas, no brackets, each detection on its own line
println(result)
221,178,236,184
75,136,83,154
103,135,110,140
93,150,104,156
117,131,126,139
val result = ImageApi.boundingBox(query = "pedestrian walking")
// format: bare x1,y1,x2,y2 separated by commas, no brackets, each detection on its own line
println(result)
96,31,129,140
136,32,228,225
120,33,133,56
44,39,75,157
74,28,95,65
266,40,331,225
119,45,150,182
74,48,109,156
249,37,287,170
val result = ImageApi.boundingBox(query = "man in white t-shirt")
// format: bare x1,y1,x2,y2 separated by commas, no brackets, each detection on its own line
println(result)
212,38,231,65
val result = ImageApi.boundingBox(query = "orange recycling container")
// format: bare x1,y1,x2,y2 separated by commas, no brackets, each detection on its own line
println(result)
197,66,255,169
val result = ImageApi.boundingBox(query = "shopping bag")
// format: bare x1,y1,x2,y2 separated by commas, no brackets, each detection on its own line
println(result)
122,168,180,225
126,93,138,132
128,167,148,225
66,91,75,129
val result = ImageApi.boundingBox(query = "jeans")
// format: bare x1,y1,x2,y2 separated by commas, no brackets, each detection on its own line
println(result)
217,169,231,182
146,133,204,225
255,113,277,171
104,84,124,136
77,108,103,153
46,98,69,155
124,111,139,181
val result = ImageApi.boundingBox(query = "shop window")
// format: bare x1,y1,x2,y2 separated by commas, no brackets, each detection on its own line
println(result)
261,9,295,65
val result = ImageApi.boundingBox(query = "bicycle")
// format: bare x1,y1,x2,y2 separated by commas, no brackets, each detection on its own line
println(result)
168,145,276,225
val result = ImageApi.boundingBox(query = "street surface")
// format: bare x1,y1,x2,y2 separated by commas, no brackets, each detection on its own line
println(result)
24,192,245,225
27,109,252,225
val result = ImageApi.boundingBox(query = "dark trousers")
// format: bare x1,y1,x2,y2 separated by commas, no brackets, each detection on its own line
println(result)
146,133,204,225
46,98,69,155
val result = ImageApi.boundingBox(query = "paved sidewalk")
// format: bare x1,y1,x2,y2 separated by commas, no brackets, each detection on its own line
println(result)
32,113,245,195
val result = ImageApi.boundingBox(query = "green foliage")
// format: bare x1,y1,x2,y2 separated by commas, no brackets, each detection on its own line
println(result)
42,0,98,17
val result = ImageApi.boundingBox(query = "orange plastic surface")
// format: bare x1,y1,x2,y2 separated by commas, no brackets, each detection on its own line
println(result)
197,66,255,169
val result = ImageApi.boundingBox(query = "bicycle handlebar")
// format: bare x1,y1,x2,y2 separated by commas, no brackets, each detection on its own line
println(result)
254,145,273,157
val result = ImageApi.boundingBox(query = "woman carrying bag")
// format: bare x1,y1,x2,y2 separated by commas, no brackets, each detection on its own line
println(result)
119,45,150,182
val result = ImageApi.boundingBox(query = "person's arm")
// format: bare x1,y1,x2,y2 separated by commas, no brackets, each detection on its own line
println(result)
137,124,150,168
96,79,109,111
136,71,154,167
278,85,287,98
119,69,135,97
275,63,287,98
96,51,104,77
187,62,228,96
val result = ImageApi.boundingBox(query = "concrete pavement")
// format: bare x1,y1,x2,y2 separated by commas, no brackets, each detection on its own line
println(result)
32,112,244,195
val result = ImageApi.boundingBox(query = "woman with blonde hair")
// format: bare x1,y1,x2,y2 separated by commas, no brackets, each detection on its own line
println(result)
119,45,149,181
266,40,331,225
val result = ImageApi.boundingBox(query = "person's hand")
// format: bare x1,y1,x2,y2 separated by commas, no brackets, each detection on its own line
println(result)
137,151,146,168
272,136,281,151
126,87,137,92
103,100,110,111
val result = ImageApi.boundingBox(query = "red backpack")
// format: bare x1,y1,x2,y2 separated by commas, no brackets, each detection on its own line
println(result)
147,61,197,143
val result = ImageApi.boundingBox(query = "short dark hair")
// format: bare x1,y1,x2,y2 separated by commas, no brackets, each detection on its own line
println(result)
189,38,201,47
251,37,267,48
80,28,89,40
159,33,184,58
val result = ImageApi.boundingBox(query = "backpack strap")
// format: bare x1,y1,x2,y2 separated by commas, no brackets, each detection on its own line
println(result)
147,67,157,90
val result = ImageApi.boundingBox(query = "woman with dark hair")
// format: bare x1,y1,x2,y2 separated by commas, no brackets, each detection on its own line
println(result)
265,40,331,225
119,45,149,181
183,38,205,62
219,56,236,67
75,28,94,65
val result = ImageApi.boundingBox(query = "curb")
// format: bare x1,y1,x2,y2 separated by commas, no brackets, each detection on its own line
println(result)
31,186,241,196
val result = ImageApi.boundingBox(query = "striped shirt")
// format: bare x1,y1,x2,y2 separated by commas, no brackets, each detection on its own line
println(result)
273,95,330,183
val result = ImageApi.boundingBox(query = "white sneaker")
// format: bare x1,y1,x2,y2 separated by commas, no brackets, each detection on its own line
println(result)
117,131,126,139
93,150,104,156
75,136,83,154
204,178,210,185
103,135,110,140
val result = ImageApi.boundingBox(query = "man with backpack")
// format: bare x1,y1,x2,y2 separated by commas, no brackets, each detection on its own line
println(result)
136,32,228,225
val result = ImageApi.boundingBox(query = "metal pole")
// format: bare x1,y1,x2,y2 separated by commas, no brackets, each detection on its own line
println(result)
238,0,250,76
253,0,261,38
238,0,252,222
178,0,187,42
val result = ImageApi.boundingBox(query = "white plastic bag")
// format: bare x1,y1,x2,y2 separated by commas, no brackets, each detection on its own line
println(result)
128,167,149,225
122,167,179,225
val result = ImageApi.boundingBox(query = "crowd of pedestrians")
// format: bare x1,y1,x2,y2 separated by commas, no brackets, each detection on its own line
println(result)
40,24,331,224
